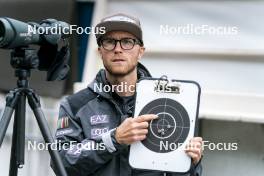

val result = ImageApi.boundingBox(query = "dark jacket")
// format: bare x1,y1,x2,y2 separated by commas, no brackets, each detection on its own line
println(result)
52,63,202,176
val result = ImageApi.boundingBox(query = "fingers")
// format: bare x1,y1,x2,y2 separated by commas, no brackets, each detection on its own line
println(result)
186,151,200,164
127,129,148,136
126,121,148,131
116,116,153,144
116,114,161,145
134,121,149,129
134,114,158,123
128,135,147,143
185,141,202,151
190,137,203,145
185,147,201,154
185,137,203,164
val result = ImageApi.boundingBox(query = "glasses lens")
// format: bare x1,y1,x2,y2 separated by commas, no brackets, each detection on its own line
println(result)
120,38,135,50
102,38,115,50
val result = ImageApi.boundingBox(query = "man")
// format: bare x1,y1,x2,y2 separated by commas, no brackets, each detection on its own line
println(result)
53,13,203,176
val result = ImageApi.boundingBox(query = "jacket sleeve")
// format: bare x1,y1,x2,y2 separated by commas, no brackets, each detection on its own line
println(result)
189,159,202,176
51,98,126,176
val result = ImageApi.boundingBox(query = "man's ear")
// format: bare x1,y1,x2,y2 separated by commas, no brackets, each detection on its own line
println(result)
138,47,145,60
98,47,102,56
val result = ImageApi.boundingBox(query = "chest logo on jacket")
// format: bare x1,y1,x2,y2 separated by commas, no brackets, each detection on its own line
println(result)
90,114,109,125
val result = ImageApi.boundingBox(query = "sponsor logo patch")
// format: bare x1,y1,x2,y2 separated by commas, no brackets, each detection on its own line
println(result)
91,127,109,139
90,114,109,125
56,128,73,136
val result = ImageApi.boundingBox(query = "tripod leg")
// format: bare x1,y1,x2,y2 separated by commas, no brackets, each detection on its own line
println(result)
0,107,15,146
9,106,19,176
27,92,68,176
9,94,26,176
0,90,20,146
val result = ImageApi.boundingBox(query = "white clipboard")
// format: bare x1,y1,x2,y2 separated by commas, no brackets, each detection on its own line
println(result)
129,77,201,173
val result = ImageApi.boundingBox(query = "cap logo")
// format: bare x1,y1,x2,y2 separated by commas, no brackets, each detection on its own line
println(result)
104,15,136,24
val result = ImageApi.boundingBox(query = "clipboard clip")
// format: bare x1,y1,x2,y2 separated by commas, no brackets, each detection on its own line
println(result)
154,75,180,94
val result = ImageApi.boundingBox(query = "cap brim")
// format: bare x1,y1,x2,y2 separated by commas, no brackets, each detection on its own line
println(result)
95,21,142,43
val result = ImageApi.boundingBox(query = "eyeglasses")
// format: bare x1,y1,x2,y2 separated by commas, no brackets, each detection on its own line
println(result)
100,38,142,51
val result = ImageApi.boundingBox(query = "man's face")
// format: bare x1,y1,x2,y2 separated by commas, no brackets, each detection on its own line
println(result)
98,31,145,76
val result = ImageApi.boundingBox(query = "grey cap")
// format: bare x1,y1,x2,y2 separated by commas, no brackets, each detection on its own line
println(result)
95,13,143,45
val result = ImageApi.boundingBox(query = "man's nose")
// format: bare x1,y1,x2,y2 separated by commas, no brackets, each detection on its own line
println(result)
114,41,123,53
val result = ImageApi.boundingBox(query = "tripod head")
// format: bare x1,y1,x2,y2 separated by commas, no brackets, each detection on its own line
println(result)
10,47,38,88
11,48,38,70
5,40,70,83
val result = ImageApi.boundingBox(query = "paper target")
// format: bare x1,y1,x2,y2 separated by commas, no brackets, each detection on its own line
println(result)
139,98,190,153
129,78,200,173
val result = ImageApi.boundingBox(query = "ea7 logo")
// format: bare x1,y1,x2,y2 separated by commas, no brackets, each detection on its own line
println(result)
90,114,109,125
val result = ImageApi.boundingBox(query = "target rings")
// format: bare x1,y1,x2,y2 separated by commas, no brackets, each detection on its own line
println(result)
139,98,190,153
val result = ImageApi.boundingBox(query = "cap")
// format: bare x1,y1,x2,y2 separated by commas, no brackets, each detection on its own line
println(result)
95,13,143,45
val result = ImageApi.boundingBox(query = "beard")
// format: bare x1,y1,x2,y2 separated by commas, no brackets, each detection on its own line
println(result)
104,61,137,77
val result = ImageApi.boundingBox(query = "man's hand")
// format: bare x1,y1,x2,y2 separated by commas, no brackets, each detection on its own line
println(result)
115,114,158,145
185,137,203,165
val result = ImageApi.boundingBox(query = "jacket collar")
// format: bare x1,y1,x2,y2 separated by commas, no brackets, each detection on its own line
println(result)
87,62,151,99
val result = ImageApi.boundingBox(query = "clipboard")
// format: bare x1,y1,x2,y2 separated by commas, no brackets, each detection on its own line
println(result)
129,76,201,173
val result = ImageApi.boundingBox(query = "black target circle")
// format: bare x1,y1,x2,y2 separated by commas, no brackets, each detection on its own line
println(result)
139,98,190,153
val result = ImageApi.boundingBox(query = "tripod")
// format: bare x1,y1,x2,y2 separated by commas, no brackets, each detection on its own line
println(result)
0,48,67,176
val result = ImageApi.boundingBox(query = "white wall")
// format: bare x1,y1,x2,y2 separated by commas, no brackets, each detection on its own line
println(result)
201,119,264,176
